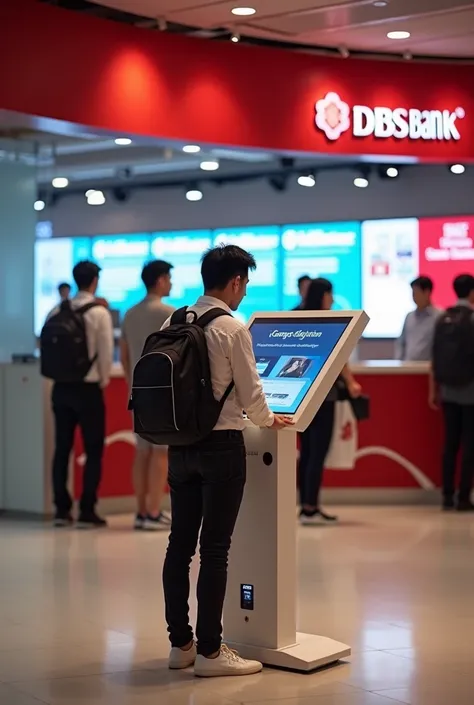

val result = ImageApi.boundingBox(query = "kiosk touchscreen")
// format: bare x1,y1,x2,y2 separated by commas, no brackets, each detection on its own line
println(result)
224,310,368,672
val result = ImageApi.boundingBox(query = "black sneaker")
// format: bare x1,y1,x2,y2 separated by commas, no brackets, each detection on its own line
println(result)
53,512,73,527
76,512,108,529
442,498,455,511
299,509,338,525
134,514,146,530
456,501,474,512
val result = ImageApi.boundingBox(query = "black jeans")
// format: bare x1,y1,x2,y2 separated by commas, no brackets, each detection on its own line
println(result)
52,382,105,515
163,430,246,657
442,402,474,503
299,401,335,508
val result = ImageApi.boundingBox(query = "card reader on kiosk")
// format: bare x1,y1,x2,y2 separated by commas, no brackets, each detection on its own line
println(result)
223,309,369,672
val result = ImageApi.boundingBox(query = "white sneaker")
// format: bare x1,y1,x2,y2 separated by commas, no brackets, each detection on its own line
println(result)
194,644,263,677
169,643,197,669
143,513,170,531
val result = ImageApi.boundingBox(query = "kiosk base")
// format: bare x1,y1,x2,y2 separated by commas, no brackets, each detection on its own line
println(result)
226,633,350,672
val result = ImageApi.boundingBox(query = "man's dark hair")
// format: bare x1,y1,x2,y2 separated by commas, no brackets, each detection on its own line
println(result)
304,278,333,311
201,245,256,291
453,273,474,299
141,260,173,292
72,261,101,290
411,276,433,292
57,282,71,293
298,275,311,289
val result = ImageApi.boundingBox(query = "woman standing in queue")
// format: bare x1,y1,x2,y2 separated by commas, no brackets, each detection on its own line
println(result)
299,278,362,524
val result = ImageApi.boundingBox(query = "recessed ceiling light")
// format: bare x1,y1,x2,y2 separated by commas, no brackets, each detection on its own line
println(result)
231,7,256,16
373,1,388,6
186,189,203,202
34,200,45,212
52,177,69,189
297,175,316,188
200,160,219,171
386,167,399,178
450,163,465,174
231,33,240,43
387,31,410,40
87,189,106,206
182,145,201,154
354,176,369,188
115,137,132,146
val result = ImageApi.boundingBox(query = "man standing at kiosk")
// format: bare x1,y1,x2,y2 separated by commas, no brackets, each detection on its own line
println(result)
162,245,292,678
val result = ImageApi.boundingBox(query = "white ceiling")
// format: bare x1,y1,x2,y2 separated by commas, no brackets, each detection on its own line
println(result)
91,0,474,58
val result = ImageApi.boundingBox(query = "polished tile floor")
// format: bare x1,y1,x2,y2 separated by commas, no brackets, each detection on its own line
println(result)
1,506,474,704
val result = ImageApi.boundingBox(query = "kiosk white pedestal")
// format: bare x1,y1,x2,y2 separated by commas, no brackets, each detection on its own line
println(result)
224,424,350,671
222,309,369,672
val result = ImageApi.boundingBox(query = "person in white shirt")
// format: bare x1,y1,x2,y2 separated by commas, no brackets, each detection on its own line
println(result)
162,245,292,678
49,261,114,528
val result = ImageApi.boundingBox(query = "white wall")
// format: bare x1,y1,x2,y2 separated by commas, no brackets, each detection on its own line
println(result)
45,165,474,237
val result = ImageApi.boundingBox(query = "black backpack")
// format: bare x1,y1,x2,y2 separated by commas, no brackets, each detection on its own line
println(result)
432,305,474,387
129,307,234,447
40,300,99,382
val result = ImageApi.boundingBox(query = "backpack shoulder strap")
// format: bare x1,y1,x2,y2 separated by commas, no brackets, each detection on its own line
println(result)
170,306,189,325
196,307,232,329
76,302,103,315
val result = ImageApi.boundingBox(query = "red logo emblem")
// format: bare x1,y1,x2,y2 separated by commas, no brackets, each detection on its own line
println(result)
315,92,351,141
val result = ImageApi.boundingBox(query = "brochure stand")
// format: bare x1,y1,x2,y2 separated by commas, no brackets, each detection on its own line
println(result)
223,310,369,671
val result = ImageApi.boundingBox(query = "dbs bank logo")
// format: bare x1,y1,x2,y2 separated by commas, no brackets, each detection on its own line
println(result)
315,91,464,142
315,92,351,141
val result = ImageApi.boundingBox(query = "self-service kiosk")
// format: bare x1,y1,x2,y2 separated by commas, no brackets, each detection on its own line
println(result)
223,310,369,672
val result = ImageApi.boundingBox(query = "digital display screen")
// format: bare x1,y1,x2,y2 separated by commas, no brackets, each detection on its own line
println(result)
281,222,361,310
92,235,152,325
249,317,351,414
34,237,91,335
151,230,212,310
361,218,419,338
241,584,254,611
213,226,280,323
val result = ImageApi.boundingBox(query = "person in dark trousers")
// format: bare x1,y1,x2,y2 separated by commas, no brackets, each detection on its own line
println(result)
429,273,474,511
293,274,311,310
162,245,293,677
299,278,362,524
49,261,114,528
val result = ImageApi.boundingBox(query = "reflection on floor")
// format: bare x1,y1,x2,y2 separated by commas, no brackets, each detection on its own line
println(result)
1,506,474,704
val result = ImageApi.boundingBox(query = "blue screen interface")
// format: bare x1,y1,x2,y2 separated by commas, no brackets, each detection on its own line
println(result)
249,318,350,414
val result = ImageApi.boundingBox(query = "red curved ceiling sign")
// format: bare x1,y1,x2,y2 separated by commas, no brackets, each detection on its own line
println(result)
0,0,473,161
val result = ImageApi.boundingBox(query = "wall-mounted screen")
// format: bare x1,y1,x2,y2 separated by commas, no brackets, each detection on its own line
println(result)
151,230,212,311
91,235,151,325
213,226,280,322
34,237,91,335
249,317,351,414
361,218,419,338
281,221,361,311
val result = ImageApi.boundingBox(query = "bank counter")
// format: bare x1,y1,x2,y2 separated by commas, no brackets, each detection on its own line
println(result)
0,360,442,515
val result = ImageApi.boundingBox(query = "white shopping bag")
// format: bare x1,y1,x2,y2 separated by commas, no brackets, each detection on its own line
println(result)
325,400,358,470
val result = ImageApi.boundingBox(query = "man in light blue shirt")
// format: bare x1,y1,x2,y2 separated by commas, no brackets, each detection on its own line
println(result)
397,276,439,361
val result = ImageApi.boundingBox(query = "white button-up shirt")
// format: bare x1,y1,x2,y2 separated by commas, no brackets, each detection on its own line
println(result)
47,292,114,387
164,295,274,431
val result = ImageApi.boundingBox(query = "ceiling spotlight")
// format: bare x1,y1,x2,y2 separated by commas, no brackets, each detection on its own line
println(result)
200,160,219,171
387,31,410,40
231,7,256,16
115,137,132,146
231,33,240,43
182,144,201,154
450,163,465,174
354,176,369,188
186,188,203,202
373,1,388,6
297,174,316,188
339,47,350,59
386,166,399,178
86,189,106,206
85,189,95,198
52,177,69,189
34,199,45,212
